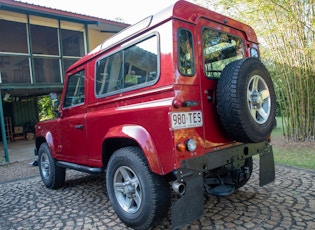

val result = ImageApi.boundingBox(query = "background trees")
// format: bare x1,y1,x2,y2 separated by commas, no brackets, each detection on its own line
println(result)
37,95,55,121
197,0,315,141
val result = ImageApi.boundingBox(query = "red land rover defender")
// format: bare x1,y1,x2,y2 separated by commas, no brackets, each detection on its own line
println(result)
35,1,276,229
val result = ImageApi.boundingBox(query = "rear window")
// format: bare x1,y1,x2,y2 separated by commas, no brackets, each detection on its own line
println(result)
95,35,158,97
202,27,244,78
178,29,195,76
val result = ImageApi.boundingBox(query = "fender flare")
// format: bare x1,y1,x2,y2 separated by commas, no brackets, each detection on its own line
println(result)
41,132,57,157
104,125,164,174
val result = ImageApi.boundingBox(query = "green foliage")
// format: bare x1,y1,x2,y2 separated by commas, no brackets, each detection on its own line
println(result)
272,117,315,170
196,0,315,141
37,95,56,121
273,145,315,170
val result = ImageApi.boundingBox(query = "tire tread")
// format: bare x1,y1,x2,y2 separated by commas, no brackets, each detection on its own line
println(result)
216,58,276,143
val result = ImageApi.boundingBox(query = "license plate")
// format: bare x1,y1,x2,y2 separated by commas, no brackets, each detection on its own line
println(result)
170,111,203,130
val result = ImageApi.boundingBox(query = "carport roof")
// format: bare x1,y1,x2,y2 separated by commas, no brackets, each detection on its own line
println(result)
0,84,63,98
0,0,129,33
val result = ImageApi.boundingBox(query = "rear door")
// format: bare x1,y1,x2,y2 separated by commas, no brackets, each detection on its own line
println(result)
196,18,247,147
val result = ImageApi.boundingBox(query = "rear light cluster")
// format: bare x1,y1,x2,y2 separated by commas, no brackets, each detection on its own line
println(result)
177,138,197,152
172,98,198,152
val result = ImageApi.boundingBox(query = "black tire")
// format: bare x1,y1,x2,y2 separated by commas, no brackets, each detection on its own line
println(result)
38,143,65,189
106,147,170,230
216,58,276,143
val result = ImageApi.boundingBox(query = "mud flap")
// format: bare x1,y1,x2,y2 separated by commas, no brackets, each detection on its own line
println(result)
171,171,204,229
259,144,275,186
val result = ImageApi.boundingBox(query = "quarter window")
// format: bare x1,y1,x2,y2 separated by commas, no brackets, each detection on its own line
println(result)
178,29,195,76
202,28,244,78
63,70,85,108
96,35,158,96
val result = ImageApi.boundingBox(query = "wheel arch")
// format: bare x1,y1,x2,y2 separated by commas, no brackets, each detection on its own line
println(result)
35,132,57,157
102,125,163,174
35,136,46,151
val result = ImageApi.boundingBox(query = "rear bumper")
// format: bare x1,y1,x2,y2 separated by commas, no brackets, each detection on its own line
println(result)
181,141,274,173
171,141,275,229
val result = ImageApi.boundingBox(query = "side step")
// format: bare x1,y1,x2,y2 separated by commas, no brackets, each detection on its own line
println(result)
57,161,103,174
205,184,235,197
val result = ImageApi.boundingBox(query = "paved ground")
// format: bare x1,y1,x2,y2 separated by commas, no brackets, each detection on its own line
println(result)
1,140,36,163
1,157,315,230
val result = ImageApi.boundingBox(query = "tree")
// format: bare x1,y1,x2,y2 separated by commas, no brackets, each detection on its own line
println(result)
37,95,56,121
196,0,315,141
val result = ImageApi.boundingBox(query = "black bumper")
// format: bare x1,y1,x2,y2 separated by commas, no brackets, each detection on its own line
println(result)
171,141,275,229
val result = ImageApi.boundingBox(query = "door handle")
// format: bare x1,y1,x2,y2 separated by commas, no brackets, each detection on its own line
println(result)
182,100,199,107
74,125,84,130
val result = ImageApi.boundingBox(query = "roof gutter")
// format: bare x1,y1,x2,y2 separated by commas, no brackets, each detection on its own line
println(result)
0,2,98,24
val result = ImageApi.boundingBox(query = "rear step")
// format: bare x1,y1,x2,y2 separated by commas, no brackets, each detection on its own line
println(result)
205,184,235,197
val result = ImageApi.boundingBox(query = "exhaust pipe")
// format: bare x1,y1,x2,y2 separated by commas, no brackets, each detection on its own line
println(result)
172,181,186,196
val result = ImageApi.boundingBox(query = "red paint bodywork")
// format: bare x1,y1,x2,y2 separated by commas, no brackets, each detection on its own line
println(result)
36,0,259,175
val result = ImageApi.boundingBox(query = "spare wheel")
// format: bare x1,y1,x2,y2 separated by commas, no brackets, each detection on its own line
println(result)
216,58,276,143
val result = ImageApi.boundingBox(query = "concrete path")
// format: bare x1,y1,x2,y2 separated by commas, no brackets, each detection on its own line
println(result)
1,140,35,163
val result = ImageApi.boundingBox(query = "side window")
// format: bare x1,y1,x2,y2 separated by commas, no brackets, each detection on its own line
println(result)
96,52,123,95
178,29,195,76
96,35,158,97
63,70,85,108
123,37,158,87
202,28,244,78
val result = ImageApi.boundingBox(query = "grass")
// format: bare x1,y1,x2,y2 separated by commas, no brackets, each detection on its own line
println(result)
271,118,315,170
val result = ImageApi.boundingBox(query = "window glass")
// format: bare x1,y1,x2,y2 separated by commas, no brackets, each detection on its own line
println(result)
123,37,158,87
33,57,61,83
0,56,31,83
178,29,195,76
31,25,59,55
202,28,244,78
63,70,85,108
96,52,123,95
96,35,158,96
63,59,79,73
0,19,85,85
61,29,85,57
0,20,28,53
